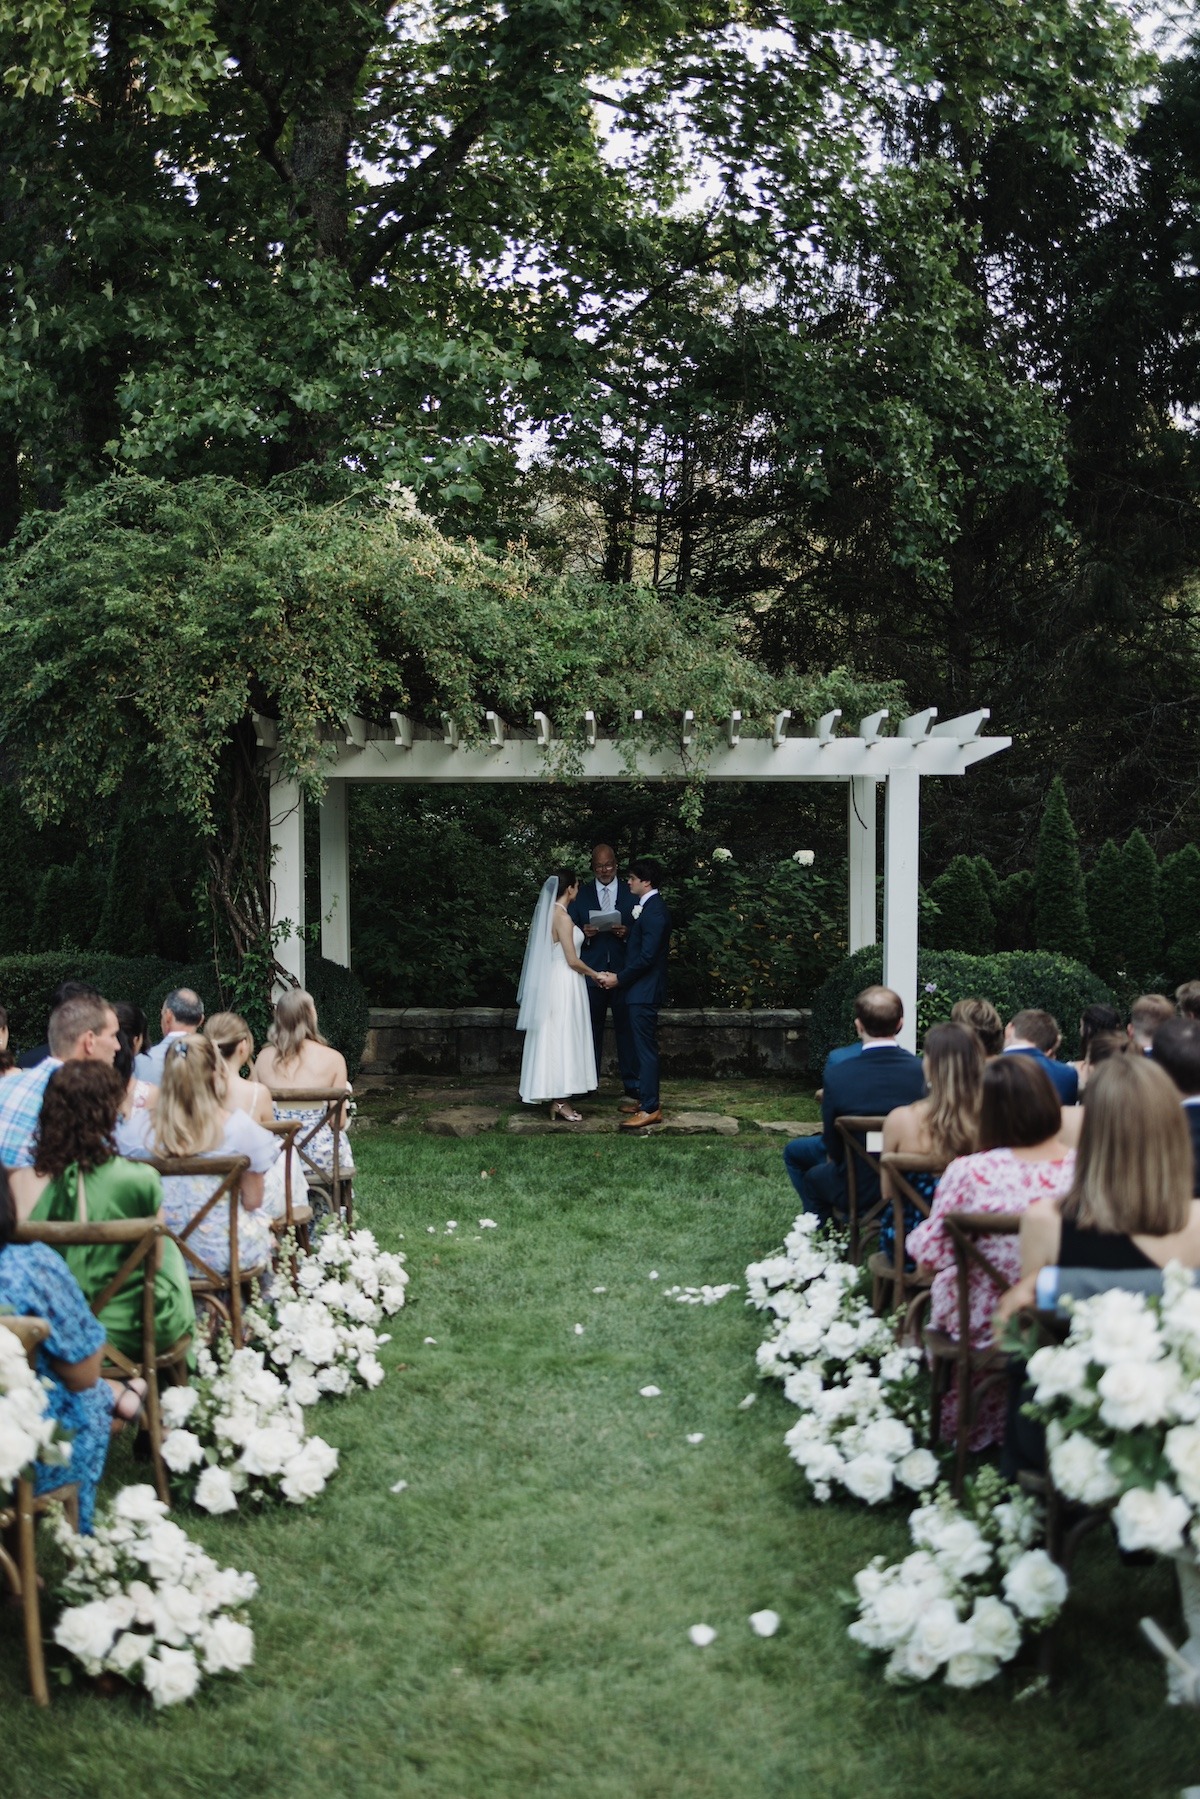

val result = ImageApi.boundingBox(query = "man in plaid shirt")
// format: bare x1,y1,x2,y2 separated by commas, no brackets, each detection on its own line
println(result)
0,993,120,1215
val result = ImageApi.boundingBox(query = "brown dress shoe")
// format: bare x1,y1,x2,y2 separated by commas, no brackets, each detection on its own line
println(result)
620,1109,663,1130
618,1096,641,1114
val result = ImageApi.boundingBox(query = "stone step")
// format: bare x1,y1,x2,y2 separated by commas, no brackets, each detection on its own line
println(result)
507,1114,619,1135
424,1107,503,1138
755,1120,821,1136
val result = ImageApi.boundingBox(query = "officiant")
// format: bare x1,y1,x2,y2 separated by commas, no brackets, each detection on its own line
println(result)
568,844,641,1111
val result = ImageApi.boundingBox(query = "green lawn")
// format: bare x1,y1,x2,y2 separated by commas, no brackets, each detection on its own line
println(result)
5,1123,1198,1799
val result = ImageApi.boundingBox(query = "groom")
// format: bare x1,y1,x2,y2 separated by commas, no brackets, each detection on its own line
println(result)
599,858,671,1130
568,843,641,1110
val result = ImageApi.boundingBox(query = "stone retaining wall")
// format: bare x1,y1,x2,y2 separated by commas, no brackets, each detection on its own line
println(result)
362,1007,811,1079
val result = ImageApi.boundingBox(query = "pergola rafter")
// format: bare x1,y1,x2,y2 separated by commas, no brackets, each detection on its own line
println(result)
263,705,1010,1053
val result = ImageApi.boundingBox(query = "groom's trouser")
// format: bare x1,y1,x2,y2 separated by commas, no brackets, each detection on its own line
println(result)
626,1003,661,1113
586,984,640,1096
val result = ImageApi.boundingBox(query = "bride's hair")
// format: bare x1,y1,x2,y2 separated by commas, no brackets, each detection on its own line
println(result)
552,868,577,898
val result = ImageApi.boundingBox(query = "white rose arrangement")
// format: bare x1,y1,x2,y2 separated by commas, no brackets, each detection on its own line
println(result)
0,1323,68,1496
1024,1266,1200,1558
848,1472,1065,1688
50,1484,257,1705
244,1222,408,1402
747,1214,931,1503
160,1341,339,1513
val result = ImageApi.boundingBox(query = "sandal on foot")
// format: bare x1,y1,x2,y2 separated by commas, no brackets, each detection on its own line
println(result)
108,1376,148,1428
549,1102,584,1123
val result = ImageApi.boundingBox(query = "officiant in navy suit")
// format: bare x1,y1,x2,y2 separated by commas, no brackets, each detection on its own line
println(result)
568,844,641,1110
598,857,672,1130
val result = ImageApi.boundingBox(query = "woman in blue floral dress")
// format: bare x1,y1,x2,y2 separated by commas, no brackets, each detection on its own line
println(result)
0,1169,115,1531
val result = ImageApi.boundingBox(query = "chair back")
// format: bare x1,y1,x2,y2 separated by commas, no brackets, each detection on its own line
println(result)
146,1155,255,1342
877,1151,946,1308
0,1312,75,1706
835,1115,887,1261
941,1210,1022,1490
267,1087,354,1223
0,1314,50,1357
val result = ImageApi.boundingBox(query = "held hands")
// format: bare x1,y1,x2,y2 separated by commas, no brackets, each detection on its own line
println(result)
596,971,618,989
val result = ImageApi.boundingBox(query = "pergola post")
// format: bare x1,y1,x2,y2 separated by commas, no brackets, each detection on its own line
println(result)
269,765,306,989
847,777,877,952
882,768,920,1053
319,785,351,968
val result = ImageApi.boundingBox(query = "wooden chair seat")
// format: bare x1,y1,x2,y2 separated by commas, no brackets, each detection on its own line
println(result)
266,1088,355,1227
0,1315,80,1705
835,1115,887,1263
262,1119,311,1256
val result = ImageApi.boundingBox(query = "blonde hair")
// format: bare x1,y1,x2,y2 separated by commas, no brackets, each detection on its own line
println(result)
204,1012,254,1065
270,988,328,1067
152,1034,226,1157
1062,1055,1192,1236
922,1023,984,1162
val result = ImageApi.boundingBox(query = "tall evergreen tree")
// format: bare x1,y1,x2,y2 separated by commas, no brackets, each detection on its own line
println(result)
1087,831,1163,994
995,870,1035,952
1161,844,1200,980
928,856,996,953
1034,778,1092,963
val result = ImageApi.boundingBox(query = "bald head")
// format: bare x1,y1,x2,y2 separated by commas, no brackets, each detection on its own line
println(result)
591,844,618,880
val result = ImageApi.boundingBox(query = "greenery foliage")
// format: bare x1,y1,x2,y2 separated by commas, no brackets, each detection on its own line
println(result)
1162,844,1200,989
1087,830,1164,998
808,946,1116,1070
1034,777,1092,964
926,856,995,954
670,854,837,1011
994,870,1036,953
0,953,175,1053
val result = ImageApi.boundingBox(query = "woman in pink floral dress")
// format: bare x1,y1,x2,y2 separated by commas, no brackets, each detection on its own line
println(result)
909,1055,1074,1449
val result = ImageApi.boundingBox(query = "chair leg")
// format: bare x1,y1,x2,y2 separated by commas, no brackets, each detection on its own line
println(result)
144,1365,170,1509
17,1479,49,1707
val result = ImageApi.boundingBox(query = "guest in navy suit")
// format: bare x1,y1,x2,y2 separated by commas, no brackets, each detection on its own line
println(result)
1152,1017,1200,1197
784,986,926,1219
1002,1009,1078,1104
599,858,671,1130
568,844,640,1109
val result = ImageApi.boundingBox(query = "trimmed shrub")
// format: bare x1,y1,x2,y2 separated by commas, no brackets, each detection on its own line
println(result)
28,855,106,955
995,870,1035,951
305,957,371,1080
926,856,995,953
807,945,1116,1071
1088,830,1163,996
0,953,175,1054
1162,845,1200,988
1034,777,1092,963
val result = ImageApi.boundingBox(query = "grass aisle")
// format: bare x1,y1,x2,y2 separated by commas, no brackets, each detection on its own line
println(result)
6,1126,1198,1798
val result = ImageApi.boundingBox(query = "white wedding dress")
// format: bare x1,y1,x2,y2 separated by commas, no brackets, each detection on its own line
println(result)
518,910,598,1103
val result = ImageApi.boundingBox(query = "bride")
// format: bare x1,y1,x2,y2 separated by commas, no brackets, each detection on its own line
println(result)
517,869,606,1120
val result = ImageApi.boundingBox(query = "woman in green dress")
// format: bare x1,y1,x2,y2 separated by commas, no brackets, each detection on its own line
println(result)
30,1061,195,1358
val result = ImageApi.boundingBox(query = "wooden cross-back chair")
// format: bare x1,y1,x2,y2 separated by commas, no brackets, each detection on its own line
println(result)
146,1155,260,1346
923,1210,1022,1493
14,1216,191,1506
0,1315,79,1706
261,1119,312,1260
834,1115,888,1263
266,1089,354,1227
870,1152,946,1319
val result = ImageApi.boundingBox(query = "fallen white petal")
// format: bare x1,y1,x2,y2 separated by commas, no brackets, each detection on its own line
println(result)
687,1433,705,1445
574,1324,585,1335
424,1337,437,1345
390,1480,409,1494
592,1286,606,1294
479,1219,498,1228
639,1385,662,1398
649,1271,659,1281
446,1221,458,1229
738,1393,757,1410
426,1226,437,1234
688,1624,717,1647
749,1610,780,1638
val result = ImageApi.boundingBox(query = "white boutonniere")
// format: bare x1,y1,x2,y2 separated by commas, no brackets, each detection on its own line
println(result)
632,904,643,919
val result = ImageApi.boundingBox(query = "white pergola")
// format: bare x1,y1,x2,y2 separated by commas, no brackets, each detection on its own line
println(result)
261,704,1010,1053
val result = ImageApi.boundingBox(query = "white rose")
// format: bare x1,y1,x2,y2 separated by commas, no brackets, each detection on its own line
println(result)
1024,1344,1090,1407
944,1651,1001,1689
782,1368,824,1410
1049,1433,1120,1505
853,1560,888,1603
861,1417,914,1462
1113,1484,1192,1557
161,1430,206,1475
841,1454,896,1505
153,1583,207,1647
895,1448,940,1493
0,1412,41,1484
194,1466,239,1515
910,1598,973,1666
356,1355,385,1389
199,1616,255,1675
296,1260,324,1292
316,1364,351,1395
866,1580,926,1648
1083,1289,1164,1365
1002,1549,1069,1620
381,1285,408,1313
822,1321,861,1361
112,1484,168,1526
885,1637,941,1683
213,1405,258,1447
280,1436,338,1503
343,1291,378,1325
1166,1426,1200,1505
159,1385,199,1430
106,1630,151,1677
712,846,733,862
55,1599,122,1671
792,849,815,866
142,1645,201,1708
240,1425,302,1478
968,1596,1022,1663
289,1372,322,1407
929,1517,993,1582
1097,1360,1178,1432
197,1566,256,1611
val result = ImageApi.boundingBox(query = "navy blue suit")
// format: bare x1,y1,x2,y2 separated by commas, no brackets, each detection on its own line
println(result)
1184,1102,1200,1198
615,891,672,1112
785,1040,925,1219
568,879,639,1096
1002,1045,1078,1105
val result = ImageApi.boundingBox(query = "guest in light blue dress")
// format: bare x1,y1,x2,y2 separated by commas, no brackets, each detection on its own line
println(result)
0,1168,114,1531
252,990,354,1178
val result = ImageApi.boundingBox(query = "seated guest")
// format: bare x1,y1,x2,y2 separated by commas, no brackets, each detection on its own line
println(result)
950,996,1004,1059
0,1004,14,1076
15,979,103,1070
124,1036,279,1278
133,987,205,1086
0,1166,118,1532
206,1012,303,1222
908,1056,1073,1450
30,1062,195,1358
253,990,354,1178
1128,992,1175,1054
1058,1029,1127,1148
784,986,925,1221
1177,981,1200,1022
0,995,121,1218
1069,1002,1122,1089
1151,1017,1200,1197
997,1055,1200,1325
880,1022,984,1265
115,1002,156,1115
1002,1008,1079,1104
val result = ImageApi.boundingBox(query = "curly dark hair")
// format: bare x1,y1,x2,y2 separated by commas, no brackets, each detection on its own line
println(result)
34,1061,126,1177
